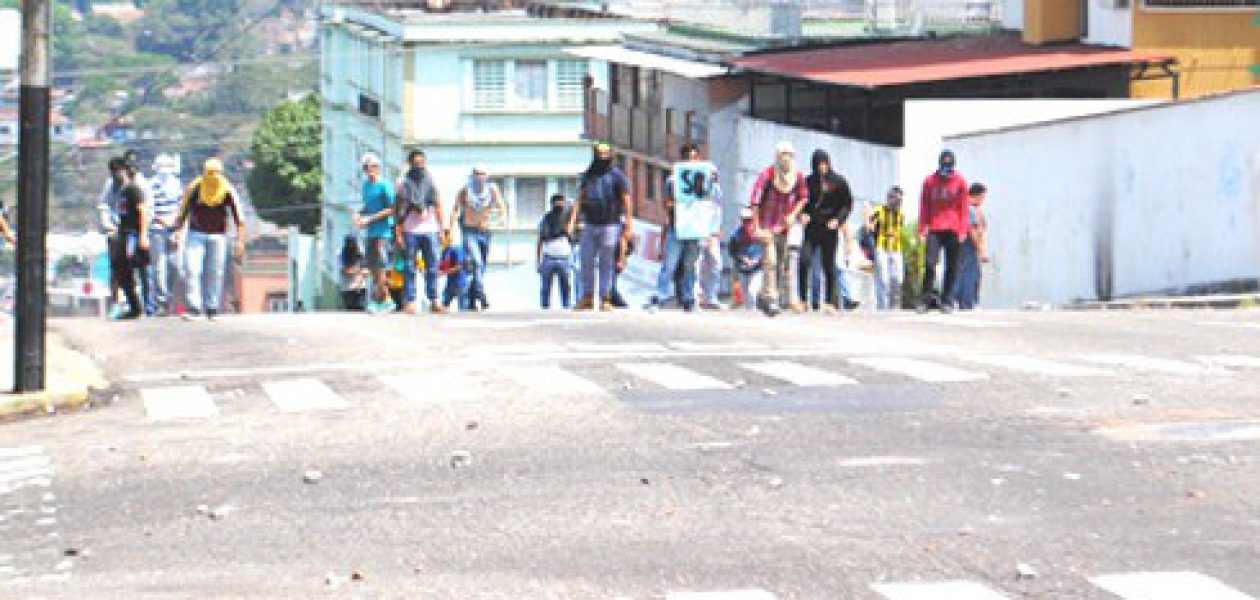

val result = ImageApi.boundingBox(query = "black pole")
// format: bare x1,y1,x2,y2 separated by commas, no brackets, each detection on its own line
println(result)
14,0,51,393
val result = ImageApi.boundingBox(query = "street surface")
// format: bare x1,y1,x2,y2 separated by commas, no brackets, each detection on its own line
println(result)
3,308,1260,599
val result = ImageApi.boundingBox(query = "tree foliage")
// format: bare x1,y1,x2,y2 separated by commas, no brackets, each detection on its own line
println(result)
247,95,321,233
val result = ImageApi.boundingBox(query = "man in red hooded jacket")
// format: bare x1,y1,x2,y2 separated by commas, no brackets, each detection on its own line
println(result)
917,150,969,313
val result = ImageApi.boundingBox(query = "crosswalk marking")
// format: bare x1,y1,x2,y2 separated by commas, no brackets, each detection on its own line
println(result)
666,591,777,600
0,447,45,460
1197,355,1260,369
738,361,857,386
1090,571,1255,600
617,363,732,390
960,354,1114,377
872,581,1010,599
379,373,487,404
850,357,989,382
261,378,350,413
0,449,53,493
141,386,220,420
1084,354,1216,375
498,365,605,396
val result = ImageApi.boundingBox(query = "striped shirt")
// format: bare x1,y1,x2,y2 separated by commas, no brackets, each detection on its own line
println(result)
870,205,905,253
150,174,184,229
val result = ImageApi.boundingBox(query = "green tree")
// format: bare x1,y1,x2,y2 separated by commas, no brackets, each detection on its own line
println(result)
247,94,321,233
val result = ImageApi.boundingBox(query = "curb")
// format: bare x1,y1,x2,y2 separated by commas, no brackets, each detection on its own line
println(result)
1064,293,1260,311
0,333,111,422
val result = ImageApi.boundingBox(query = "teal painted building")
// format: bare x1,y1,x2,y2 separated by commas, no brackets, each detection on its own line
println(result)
316,5,655,300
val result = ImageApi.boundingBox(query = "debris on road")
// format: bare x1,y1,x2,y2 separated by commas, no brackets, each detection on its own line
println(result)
1132,393,1151,406
1057,387,1072,398
745,425,761,437
450,450,473,469
303,470,323,484
465,421,480,431
195,504,210,516
639,477,651,486
1063,473,1082,481
351,570,366,582
1016,563,1038,580
762,388,778,397
767,476,785,489
1186,489,1206,500
209,505,235,520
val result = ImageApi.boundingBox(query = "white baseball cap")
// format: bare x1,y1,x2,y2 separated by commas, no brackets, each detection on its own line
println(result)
775,141,796,156
361,153,382,168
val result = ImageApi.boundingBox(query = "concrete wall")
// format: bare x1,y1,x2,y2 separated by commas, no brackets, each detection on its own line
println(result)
1131,7,1260,99
947,88,1260,308
735,118,899,228
1084,1,1132,48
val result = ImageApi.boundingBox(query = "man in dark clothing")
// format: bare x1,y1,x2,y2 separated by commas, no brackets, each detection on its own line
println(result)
798,149,852,314
111,157,150,320
567,142,633,311
917,149,970,313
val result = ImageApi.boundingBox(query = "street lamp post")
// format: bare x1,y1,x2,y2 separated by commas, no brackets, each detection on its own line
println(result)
14,0,52,393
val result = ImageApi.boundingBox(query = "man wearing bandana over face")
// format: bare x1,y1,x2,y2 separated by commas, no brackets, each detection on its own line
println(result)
567,142,633,311
917,150,970,313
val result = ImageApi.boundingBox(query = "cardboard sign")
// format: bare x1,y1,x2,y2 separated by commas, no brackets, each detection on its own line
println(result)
672,161,719,241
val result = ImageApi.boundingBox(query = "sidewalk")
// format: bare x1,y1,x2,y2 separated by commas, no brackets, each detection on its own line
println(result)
1065,292,1260,311
0,315,111,420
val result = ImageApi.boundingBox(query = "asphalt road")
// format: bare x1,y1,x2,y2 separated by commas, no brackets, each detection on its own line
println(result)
3,307,1260,599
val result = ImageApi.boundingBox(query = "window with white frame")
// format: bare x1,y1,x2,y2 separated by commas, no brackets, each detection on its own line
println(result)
513,60,548,110
555,59,588,110
473,60,508,109
515,178,549,226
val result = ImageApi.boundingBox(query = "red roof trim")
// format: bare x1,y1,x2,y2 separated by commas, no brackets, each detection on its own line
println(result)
732,37,1172,89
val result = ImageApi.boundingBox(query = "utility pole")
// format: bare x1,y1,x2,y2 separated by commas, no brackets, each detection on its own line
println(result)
14,0,51,393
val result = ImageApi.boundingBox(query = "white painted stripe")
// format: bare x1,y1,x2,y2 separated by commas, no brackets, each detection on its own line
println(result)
739,361,857,386
670,341,770,352
838,456,927,468
893,315,1019,328
960,354,1115,377
0,478,52,494
1084,354,1215,375
0,457,52,473
568,342,670,353
379,373,487,404
872,581,1011,599
667,590,777,600
261,378,350,413
498,365,605,396
1095,420,1260,443
0,468,54,485
617,363,732,390
1198,355,1260,369
1201,321,1260,330
141,386,220,420
0,447,44,460
1090,571,1254,600
850,357,989,382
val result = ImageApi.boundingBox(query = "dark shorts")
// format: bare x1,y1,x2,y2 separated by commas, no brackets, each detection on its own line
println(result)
365,238,390,271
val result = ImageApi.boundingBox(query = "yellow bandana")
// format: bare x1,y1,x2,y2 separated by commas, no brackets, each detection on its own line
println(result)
198,159,229,208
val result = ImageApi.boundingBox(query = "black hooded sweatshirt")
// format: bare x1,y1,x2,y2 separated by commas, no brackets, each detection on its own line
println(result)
804,149,853,235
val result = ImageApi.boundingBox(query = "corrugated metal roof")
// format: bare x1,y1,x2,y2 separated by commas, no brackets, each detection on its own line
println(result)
566,46,729,79
731,35,1171,89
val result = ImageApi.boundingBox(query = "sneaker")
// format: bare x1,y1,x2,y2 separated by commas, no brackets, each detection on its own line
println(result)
789,302,807,314
939,301,955,314
699,302,724,311
118,311,141,321
600,297,615,312
107,304,126,320
643,296,661,311
821,304,839,315
430,303,448,314
403,302,419,315
682,301,696,313
915,302,929,314
206,309,217,321
843,299,861,311
574,295,595,311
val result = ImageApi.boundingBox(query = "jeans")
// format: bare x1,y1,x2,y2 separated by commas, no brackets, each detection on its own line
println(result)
699,237,722,304
540,256,572,309
922,230,962,307
403,232,440,303
148,228,179,313
736,271,762,310
873,249,905,310
184,230,228,313
799,228,839,307
579,223,620,301
677,239,703,306
462,227,491,306
654,229,683,301
953,239,982,310
443,277,469,309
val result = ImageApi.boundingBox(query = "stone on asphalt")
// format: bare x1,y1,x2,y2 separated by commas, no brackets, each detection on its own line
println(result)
195,504,210,515
303,470,323,484
1016,563,1038,580
1133,393,1151,405
450,451,472,468
767,477,785,489
465,421,479,431
1057,387,1072,398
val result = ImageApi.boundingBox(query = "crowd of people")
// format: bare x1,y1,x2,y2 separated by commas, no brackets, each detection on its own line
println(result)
340,141,990,317
96,151,246,321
